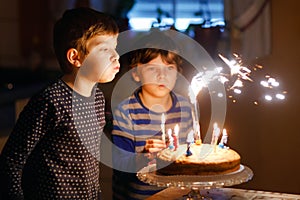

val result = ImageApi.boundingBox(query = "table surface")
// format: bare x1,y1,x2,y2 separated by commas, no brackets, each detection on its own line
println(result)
146,187,300,200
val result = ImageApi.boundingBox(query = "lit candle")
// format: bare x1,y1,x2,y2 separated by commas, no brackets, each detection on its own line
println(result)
218,129,228,149
167,128,173,149
174,124,179,135
211,122,221,151
161,113,166,143
192,110,201,145
173,124,179,150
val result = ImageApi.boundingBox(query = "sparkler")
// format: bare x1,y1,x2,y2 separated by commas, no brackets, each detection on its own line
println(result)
188,65,223,143
188,53,286,144
188,79,203,144
259,75,286,102
189,53,286,106
219,54,286,104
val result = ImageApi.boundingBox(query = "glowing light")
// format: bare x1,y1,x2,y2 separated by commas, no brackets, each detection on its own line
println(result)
188,53,286,144
233,89,242,94
265,95,273,101
189,54,254,102
260,80,269,87
218,54,252,82
231,79,243,88
218,76,229,84
269,77,279,87
217,54,286,104
276,93,285,100
7,83,13,90
217,93,224,97
128,18,156,31
271,81,279,87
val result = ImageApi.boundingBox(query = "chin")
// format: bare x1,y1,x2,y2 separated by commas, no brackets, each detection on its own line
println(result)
99,74,116,83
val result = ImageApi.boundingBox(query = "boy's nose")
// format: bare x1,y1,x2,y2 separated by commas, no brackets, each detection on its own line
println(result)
112,49,120,61
157,67,167,78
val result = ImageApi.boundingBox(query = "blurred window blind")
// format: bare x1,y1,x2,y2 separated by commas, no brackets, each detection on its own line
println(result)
127,0,225,31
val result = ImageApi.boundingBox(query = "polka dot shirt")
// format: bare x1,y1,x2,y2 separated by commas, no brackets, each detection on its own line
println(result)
0,79,105,199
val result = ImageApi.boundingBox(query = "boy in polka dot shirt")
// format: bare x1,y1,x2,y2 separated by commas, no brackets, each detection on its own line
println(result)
0,7,120,199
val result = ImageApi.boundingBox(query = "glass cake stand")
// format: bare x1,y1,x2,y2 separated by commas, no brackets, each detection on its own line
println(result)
137,164,253,199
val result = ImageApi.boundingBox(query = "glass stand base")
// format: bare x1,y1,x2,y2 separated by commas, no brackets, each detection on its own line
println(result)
137,164,254,200
184,186,212,200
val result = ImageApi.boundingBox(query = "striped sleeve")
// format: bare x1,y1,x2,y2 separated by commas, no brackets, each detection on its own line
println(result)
112,99,149,173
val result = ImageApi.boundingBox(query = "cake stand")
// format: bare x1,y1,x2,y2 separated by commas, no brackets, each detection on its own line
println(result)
137,164,253,199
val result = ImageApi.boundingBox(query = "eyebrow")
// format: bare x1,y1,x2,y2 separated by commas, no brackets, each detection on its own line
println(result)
92,36,117,45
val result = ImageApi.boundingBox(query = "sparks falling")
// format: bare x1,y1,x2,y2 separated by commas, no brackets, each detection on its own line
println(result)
188,53,287,105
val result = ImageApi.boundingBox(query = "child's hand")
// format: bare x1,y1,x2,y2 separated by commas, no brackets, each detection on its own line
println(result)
144,139,166,153
144,139,166,160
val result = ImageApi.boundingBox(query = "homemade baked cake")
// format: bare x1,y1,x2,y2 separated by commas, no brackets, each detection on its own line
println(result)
156,143,241,175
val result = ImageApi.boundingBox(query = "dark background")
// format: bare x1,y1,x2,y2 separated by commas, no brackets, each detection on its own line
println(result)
0,0,299,198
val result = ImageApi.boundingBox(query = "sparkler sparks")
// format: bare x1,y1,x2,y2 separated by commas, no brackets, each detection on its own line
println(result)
188,53,286,105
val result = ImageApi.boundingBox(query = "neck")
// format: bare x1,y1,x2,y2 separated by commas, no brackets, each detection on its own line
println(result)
139,91,173,113
61,73,96,97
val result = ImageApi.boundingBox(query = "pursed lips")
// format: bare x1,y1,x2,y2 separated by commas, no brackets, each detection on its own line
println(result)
114,65,120,71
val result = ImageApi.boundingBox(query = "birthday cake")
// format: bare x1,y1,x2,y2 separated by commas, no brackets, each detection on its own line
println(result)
156,143,241,176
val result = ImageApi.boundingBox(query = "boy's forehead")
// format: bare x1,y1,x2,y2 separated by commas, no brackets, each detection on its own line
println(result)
88,34,118,46
140,55,176,65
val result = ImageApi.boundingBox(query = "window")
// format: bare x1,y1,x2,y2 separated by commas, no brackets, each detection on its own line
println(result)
127,0,225,31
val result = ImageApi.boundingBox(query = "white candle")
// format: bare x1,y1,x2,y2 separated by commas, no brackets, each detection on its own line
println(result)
192,110,201,144
161,113,166,143
167,128,173,148
211,122,221,151
218,129,228,149
221,129,228,145
174,124,179,149
174,124,179,135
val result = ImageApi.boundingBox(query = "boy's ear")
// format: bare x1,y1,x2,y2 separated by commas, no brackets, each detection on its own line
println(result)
131,70,141,82
66,48,81,67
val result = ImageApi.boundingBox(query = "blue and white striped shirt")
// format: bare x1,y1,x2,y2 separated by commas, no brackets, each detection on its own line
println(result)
112,88,193,200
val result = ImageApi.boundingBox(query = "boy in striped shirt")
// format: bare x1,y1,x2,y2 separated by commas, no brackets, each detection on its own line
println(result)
112,30,193,200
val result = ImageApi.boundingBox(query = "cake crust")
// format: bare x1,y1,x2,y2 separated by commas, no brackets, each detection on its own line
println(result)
156,144,241,175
